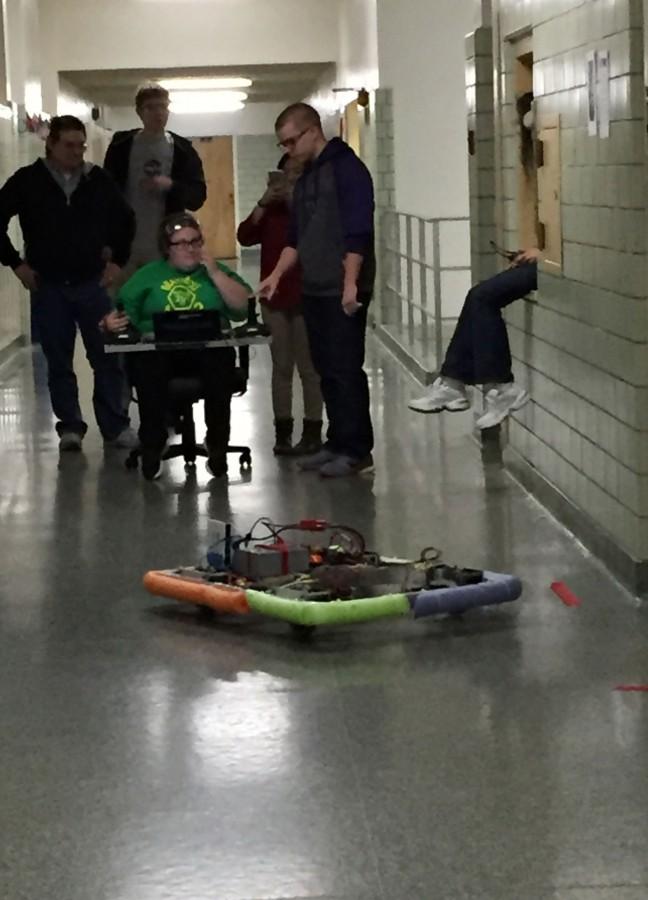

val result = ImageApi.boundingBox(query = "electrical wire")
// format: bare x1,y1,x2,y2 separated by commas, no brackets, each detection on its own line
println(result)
214,517,372,566
419,546,442,564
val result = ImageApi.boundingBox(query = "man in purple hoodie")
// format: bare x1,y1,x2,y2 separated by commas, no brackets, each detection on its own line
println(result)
259,103,375,478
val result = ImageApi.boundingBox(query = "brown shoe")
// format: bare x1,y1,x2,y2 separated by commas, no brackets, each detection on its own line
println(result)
273,418,294,456
287,419,323,456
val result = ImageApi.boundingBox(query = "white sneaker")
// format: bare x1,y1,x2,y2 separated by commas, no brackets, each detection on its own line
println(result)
476,383,529,430
104,426,139,450
298,447,339,471
408,377,470,414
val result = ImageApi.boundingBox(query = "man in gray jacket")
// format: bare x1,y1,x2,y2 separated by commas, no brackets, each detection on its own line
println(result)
104,83,206,275
260,103,375,478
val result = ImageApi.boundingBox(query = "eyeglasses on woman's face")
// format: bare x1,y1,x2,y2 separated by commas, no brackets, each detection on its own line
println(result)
169,237,204,249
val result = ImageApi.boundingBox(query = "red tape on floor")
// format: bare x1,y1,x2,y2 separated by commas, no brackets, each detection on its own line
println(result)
614,685,648,693
550,581,582,607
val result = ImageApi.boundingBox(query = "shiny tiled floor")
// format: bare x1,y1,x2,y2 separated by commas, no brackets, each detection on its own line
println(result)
1,332,648,900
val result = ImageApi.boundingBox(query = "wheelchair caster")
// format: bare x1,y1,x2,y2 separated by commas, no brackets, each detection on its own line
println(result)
197,605,216,620
291,623,316,639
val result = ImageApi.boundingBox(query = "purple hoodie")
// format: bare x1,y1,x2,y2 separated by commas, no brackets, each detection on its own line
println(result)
287,137,375,298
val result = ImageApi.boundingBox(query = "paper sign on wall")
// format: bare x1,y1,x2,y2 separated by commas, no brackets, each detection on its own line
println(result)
587,51,597,136
596,49,610,139
587,48,610,139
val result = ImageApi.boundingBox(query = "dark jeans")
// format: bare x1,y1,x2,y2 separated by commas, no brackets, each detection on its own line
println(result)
32,279,129,438
440,262,537,385
302,293,373,459
128,348,236,456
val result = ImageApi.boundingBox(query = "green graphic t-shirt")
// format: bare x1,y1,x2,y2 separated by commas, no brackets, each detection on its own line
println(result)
118,259,250,334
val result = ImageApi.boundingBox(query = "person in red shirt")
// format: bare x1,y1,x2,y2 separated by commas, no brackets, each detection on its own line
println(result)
237,157,322,455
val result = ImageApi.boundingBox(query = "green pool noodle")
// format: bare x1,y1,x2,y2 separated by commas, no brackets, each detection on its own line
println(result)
245,590,411,626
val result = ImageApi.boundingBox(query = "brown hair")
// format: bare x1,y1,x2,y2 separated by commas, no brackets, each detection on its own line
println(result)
48,115,86,142
158,212,202,257
275,102,322,132
135,83,170,110
45,116,86,158
516,91,535,174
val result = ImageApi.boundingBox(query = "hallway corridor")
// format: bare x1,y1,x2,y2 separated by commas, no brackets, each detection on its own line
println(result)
1,337,648,900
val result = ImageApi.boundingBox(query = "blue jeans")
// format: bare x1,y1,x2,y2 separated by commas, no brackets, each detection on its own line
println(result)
32,279,129,438
302,293,374,459
440,263,537,385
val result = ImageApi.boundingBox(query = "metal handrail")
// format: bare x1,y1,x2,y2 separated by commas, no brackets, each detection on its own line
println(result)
377,211,471,369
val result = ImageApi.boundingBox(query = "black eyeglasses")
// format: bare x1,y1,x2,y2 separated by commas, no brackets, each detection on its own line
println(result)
277,127,310,149
141,102,170,112
169,237,203,249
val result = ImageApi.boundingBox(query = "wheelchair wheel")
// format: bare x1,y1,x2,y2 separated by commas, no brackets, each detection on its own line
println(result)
125,451,139,470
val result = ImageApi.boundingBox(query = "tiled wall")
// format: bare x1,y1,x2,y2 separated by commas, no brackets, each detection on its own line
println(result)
373,89,396,214
235,134,282,236
490,0,648,583
0,118,23,357
372,89,396,328
0,118,42,358
0,114,112,360
466,26,497,283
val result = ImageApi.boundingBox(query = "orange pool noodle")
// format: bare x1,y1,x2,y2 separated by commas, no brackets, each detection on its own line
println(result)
143,571,250,615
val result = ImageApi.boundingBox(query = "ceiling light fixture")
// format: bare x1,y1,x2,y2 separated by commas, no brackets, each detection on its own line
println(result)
169,90,247,114
160,77,252,92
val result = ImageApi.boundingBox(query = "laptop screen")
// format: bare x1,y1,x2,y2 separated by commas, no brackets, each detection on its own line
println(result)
153,310,223,344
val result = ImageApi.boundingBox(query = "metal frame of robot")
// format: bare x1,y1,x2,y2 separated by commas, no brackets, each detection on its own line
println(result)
142,518,523,632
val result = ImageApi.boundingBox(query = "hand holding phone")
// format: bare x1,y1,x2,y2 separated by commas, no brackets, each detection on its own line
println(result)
259,171,287,208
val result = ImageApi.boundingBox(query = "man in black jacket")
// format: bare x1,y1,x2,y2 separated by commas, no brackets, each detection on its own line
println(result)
104,83,206,273
0,115,136,451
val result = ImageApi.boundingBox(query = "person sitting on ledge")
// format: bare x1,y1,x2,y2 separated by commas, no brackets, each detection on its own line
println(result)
408,247,540,430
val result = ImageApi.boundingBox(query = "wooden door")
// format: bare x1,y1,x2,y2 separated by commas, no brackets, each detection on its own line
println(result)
192,136,236,260
343,100,361,155
536,121,562,271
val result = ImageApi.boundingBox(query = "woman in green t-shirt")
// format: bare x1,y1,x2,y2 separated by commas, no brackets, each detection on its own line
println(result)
103,212,251,480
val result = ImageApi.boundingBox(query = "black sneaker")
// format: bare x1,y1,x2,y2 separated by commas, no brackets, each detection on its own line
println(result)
142,452,163,481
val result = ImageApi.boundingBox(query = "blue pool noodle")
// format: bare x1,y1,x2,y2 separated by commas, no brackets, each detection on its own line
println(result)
412,571,522,618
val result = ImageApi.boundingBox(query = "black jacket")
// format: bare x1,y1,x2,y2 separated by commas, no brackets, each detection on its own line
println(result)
0,160,135,284
103,130,207,213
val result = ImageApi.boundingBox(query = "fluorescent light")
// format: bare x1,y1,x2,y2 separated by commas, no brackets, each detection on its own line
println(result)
160,77,252,91
169,90,247,114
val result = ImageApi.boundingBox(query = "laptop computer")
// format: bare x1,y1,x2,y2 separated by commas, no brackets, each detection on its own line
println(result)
153,310,223,344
